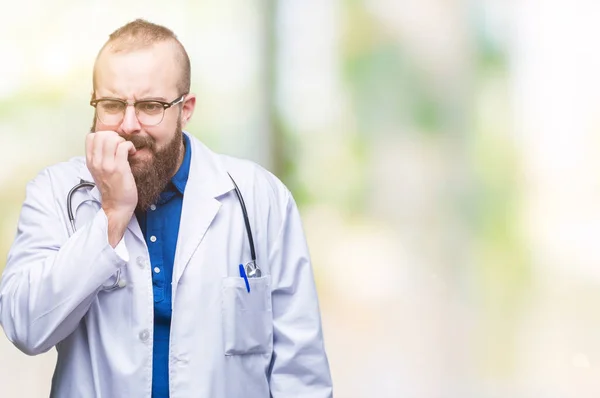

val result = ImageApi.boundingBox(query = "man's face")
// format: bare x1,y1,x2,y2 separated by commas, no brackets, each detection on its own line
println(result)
92,41,195,210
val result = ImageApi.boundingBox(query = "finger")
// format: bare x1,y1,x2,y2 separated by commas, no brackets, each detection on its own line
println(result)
102,133,125,163
91,131,119,172
85,133,95,166
92,132,106,170
128,142,137,156
116,141,135,169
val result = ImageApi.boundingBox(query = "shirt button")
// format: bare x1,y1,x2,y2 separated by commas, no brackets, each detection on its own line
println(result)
139,329,149,342
136,256,146,268
150,236,157,243
154,267,161,274
150,204,157,211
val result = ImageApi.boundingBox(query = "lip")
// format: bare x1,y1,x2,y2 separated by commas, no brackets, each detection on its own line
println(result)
128,148,148,162
132,147,148,156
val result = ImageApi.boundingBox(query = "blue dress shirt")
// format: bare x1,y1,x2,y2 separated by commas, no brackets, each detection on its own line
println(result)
136,133,191,398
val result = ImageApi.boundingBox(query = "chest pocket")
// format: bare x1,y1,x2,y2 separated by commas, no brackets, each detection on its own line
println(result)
221,275,273,355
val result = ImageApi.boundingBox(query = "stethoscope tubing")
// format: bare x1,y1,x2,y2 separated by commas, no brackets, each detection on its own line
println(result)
66,173,258,289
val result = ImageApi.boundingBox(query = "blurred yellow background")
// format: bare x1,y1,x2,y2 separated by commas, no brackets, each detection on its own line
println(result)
2,0,600,396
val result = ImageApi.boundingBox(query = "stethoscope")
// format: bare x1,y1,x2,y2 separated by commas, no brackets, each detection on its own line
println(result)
67,173,261,291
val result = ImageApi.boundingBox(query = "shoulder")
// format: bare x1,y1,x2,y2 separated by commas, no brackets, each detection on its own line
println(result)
220,153,292,210
223,155,288,195
39,156,85,180
187,133,292,205
187,134,296,231
16,157,87,217
217,154,297,236
45,156,86,177
26,156,86,193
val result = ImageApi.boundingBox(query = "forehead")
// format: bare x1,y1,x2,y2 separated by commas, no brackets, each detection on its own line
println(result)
95,41,180,99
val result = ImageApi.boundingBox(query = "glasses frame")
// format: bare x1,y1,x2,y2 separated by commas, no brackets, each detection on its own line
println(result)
90,93,188,126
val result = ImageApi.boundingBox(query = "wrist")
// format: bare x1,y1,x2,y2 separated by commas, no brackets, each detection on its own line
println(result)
104,208,132,248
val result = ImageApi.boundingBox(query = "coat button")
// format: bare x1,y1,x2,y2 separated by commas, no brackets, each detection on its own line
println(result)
136,256,146,268
150,236,157,243
139,329,149,342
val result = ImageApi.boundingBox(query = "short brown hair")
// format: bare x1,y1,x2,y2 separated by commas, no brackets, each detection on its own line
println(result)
93,19,191,94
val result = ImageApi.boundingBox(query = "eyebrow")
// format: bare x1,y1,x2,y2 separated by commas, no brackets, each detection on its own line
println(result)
138,96,168,102
95,96,169,102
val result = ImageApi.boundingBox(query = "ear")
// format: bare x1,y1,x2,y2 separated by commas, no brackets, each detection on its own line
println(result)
181,93,196,129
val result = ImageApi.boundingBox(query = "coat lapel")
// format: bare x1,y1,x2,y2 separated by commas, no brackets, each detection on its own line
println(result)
172,134,234,294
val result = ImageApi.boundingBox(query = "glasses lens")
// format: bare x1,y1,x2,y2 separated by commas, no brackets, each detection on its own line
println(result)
96,100,126,125
135,102,165,126
94,99,168,126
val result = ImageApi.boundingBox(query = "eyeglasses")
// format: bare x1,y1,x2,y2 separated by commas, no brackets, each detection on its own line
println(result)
90,94,187,126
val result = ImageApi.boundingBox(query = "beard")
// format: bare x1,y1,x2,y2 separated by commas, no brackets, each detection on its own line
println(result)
91,117,184,212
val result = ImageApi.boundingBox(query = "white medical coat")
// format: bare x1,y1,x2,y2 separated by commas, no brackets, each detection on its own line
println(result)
0,133,333,397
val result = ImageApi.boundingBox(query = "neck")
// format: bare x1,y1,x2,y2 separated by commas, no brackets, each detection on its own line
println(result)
172,138,186,178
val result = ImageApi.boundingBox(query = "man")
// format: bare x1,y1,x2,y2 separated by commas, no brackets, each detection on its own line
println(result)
0,19,332,397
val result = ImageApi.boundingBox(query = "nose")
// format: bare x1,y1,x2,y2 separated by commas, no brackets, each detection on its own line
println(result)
119,105,141,135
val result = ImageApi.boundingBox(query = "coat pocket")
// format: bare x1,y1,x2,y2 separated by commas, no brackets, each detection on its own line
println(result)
222,275,273,356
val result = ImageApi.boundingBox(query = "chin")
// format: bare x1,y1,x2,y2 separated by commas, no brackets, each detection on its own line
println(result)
130,156,152,173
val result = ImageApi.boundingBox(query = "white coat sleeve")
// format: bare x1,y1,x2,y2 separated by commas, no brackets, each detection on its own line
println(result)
267,190,333,397
0,169,128,356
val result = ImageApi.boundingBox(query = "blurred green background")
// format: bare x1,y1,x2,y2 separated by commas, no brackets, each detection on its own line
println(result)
3,0,600,397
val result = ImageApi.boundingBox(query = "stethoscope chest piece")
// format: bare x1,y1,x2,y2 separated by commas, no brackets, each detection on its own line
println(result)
245,261,261,278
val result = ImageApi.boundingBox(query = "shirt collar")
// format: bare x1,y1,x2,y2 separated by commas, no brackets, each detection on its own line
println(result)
170,132,192,195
